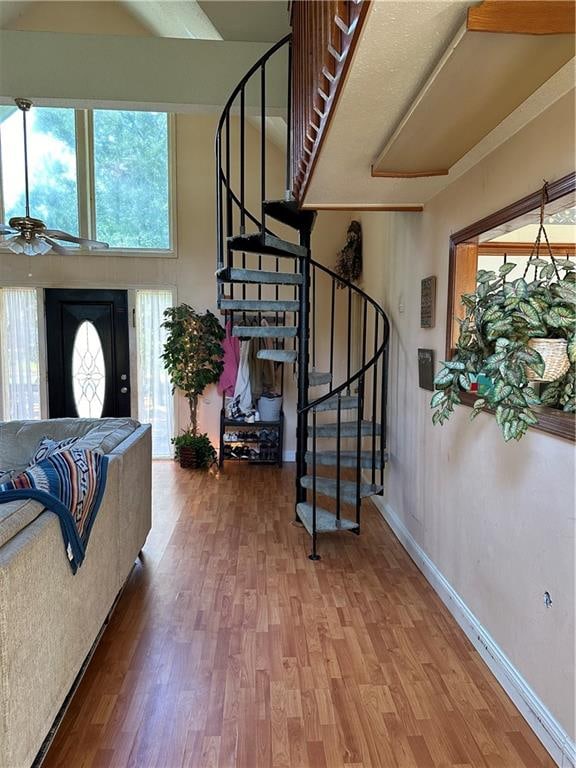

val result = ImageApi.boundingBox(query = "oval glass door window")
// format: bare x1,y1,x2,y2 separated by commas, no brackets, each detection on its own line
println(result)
72,321,106,418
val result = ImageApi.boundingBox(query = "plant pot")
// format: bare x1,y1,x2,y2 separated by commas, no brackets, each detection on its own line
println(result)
179,445,198,469
527,338,570,383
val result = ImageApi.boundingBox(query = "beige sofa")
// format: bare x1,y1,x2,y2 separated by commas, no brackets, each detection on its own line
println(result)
0,418,152,768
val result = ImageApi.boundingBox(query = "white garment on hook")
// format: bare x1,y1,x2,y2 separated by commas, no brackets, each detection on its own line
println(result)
233,339,253,415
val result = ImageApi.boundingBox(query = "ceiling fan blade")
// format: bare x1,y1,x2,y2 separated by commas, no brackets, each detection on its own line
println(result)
42,236,71,256
43,229,109,249
0,223,16,234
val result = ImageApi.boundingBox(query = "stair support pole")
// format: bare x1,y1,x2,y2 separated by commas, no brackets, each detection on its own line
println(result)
295,226,312,518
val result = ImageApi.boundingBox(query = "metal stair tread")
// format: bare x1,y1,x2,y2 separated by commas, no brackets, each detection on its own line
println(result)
218,267,303,285
312,395,358,412
296,502,359,535
257,349,297,362
313,420,381,438
305,450,388,469
300,475,383,503
227,232,307,259
219,299,299,312
309,370,332,387
232,326,297,338
263,200,317,231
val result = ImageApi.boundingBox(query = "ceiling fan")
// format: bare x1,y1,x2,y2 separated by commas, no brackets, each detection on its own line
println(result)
0,98,109,256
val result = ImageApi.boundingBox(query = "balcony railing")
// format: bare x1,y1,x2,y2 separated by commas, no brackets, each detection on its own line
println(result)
290,0,369,202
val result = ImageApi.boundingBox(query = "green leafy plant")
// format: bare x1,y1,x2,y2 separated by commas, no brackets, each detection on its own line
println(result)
431,257,576,442
162,304,224,460
172,430,217,469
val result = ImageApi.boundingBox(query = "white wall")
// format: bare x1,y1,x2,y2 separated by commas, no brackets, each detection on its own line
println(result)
357,90,576,739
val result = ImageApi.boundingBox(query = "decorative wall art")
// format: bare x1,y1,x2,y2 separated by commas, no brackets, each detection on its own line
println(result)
420,276,436,328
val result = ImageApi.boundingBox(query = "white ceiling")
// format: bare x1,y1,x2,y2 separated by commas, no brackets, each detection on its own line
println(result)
303,0,575,208
0,1,33,28
0,0,290,41
198,1,290,42
122,1,221,39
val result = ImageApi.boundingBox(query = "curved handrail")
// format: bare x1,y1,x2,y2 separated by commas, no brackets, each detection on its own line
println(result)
299,257,390,414
216,33,291,137
215,34,291,241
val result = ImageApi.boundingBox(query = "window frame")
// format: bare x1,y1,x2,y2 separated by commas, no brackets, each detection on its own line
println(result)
446,171,576,443
0,108,176,258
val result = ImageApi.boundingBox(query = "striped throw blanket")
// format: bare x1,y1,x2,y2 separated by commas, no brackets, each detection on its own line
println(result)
0,448,109,573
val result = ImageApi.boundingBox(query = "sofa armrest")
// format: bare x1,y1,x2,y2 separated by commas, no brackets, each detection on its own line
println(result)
109,424,152,588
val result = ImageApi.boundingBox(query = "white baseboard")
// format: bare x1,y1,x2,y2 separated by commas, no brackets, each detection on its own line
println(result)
371,496,576,768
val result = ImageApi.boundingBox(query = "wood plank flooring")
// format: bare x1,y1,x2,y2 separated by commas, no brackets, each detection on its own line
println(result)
43,462,554,768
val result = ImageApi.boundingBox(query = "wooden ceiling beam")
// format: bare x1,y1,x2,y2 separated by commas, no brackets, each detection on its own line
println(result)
467,1,576,35
371,167,448,179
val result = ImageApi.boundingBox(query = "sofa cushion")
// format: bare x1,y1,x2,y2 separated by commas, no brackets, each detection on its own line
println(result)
0,418,140,473
0,497,45,548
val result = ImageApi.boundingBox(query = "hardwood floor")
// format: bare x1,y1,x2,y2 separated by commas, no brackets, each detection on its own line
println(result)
43,462,554,768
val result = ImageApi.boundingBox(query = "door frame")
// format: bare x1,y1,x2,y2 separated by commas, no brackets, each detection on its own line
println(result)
44,288,131,418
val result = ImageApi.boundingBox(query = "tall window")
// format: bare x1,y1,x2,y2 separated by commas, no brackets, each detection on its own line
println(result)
0,107,172,252
1,107,79,235
0,288,41,420
93,111,170,249
136,290,174,458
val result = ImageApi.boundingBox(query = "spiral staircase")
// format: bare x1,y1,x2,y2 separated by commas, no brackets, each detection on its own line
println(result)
215,35,390,560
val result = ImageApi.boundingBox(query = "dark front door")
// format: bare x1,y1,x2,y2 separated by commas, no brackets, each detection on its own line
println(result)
45,289,131,418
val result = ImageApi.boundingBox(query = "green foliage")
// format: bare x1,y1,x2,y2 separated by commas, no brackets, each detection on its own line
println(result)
172,430,217,469
4,107,79,235
431,259,575,442
162,304,225,435
93,110,170,248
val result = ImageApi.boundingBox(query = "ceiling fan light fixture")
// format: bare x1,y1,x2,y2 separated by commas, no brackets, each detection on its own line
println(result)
6,234,52,256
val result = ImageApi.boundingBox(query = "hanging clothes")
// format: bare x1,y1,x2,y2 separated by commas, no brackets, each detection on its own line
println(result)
233,339,253,415
217,320,241,397
248,319,276,401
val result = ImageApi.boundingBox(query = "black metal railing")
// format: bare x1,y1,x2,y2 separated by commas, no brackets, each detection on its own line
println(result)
215,34,292,281
299,258,390,559
214,32,391,562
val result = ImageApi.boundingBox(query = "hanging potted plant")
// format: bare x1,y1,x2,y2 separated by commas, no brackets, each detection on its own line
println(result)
431,185,575,442
162,304,225,468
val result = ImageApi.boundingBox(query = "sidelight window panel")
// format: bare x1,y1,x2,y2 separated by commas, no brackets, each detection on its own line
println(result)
136,289,174,458
0,288,41,420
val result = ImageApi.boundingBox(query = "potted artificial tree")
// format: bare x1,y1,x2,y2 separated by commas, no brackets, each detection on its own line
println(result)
162,304,225,468
431,205,575,442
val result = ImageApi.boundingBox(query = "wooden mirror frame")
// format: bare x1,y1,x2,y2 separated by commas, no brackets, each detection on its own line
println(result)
446,171,576,442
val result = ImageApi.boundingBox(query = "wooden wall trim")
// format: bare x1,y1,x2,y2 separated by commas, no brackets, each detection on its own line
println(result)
478,242,576,255
460,392,575,442
370,167,449,179
467,0,576,35
302,204,424,212
450,172,576,247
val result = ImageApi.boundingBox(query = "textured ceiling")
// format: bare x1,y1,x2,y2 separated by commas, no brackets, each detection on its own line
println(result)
199,1,290,42
303,0,575,207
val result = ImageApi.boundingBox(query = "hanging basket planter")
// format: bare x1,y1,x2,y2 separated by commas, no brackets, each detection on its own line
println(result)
527,338,570,383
